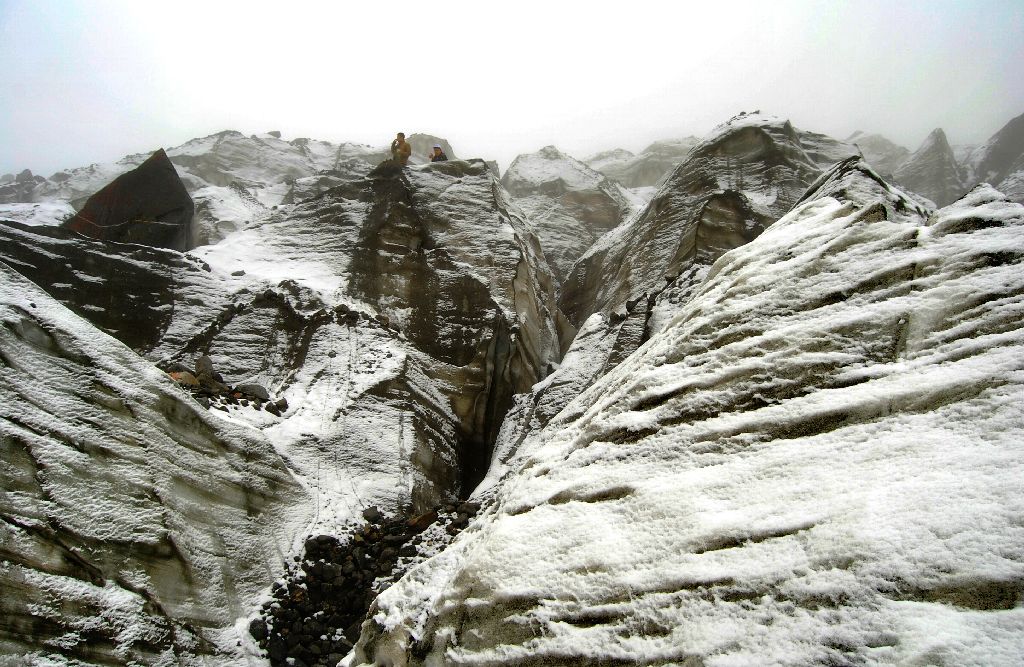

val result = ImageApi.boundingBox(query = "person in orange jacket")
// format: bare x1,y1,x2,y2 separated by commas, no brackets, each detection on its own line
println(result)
390,132,412,166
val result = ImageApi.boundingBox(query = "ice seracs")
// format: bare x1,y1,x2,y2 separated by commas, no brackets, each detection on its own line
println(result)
3,110,1024,665
560,113,842,337
0,261,310,662
846,130,911,180
962,111,1024,204
585,137,700,188
356,160,1024,667
501,145,633,282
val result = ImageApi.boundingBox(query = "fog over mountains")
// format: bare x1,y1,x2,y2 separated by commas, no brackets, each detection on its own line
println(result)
1,106,1023,666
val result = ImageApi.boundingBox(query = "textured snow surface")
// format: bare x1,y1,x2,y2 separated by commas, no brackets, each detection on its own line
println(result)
0,202,74,227
357,173,1024,665
0,262,310,662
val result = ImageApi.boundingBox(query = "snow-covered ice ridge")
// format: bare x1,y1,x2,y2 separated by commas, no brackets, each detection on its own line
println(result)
0,157,565,663
0,261,311,661
357,161,1024,666
500,146,635,282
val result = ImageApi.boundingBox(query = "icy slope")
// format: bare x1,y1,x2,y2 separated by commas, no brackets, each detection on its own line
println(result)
501,146,633,282
0,262,310,663
0,201,74,227
356,163,1024,666
997,153,1024,204
894,128,965,207
511,115,868,471
561,113,844,337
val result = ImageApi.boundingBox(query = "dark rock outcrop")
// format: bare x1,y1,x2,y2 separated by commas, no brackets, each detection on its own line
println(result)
63,149,195,250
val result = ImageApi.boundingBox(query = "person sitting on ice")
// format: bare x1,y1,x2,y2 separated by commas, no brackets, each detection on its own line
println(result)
390,132,412,166
429,145,449,162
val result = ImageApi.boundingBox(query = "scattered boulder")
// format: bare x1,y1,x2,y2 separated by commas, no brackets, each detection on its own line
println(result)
194,355,215,376
235,382,270,400
62,149,195,250
169,371,199,387
158,357,280,413
252,504,482,666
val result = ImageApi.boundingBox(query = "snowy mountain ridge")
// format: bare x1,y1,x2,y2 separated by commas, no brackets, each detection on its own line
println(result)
0,130,456,246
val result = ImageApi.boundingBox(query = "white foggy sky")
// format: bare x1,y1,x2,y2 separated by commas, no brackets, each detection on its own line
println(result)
1,0,1022,176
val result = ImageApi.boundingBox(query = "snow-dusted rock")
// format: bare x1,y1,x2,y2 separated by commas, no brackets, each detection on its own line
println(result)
0,261,310,663
894,128,965,207
586,137,701,188
63,149,195,251
560,113,833,337
356,163,1024,667
501,146,633,281
847,130,911,179
0,201,75,227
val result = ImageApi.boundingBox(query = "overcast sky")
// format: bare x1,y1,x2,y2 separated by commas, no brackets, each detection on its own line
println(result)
1,0,1022,176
